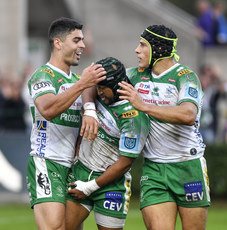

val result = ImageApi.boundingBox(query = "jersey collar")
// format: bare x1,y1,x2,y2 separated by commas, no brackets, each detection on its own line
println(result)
46,63,72,79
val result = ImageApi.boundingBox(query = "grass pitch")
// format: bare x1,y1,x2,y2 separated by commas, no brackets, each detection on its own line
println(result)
0,199,226,229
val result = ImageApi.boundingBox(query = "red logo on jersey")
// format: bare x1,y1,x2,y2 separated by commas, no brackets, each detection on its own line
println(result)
141,76,150,80
57,78,64,83
138,88,149,94
168,78,176,83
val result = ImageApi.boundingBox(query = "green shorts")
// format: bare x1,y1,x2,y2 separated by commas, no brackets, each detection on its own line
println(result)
140,157,210,209
27,156,70,208
67,160,132,219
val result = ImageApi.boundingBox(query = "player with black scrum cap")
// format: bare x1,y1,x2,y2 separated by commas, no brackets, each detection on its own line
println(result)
65,57,150,230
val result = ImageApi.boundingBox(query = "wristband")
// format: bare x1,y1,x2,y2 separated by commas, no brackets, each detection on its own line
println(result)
74,179,100,196
83,102,96,110
83,102,99,122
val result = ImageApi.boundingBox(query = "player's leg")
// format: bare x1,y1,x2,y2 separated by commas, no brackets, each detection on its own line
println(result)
27,156,70,230
141,202,178,230
178,206,208,230
93,172,132,230
34,202,65,230
171,157,210,230
65,200,90,230
140,159,178,230
95,212,124,230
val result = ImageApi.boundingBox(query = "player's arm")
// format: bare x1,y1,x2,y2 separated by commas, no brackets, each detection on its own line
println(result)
118,81,197,125
80,86,99,141
68,155,134,199
35,63,106,120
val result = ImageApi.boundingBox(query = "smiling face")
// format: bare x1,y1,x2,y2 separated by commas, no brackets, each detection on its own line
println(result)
135,39,150,69
59,29,85,67
96,85,114,106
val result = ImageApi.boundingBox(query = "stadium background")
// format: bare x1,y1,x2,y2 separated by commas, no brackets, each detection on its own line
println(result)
0,0,227,229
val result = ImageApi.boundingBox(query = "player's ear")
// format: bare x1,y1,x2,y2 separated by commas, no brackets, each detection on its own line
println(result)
54,38,62,50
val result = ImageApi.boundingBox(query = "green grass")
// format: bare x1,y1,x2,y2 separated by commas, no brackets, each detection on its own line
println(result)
0,199,227,229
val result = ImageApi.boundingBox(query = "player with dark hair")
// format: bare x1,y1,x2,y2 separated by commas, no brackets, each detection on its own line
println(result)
26,17,106,230
65,57,150,230
118,25,210,230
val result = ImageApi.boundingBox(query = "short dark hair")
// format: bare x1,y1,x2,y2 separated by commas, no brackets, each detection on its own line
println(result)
48,17,83,50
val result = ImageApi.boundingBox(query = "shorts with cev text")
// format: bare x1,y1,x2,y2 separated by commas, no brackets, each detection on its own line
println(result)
67,160,132,219
140,157,210,209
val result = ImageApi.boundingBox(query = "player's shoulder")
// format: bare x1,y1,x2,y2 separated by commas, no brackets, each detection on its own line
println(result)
126,67,150,86
72,72,81,81
30,65,55,81
174,64,197,78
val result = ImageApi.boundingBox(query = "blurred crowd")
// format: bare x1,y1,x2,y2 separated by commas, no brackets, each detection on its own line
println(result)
195,0,227,47
0,65,33,133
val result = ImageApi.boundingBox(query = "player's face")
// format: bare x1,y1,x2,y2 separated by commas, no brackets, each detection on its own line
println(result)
60,29,85,66
96,85,114,105
135,39,150,68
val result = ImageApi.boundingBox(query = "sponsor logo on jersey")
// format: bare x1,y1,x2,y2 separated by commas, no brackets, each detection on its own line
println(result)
138,88,149,94
141,76,150,80
138,67,145,72
164,86,175,98
139,82,150,89
138,82,150,94
57,78,64,83
151,87,159,96
37,120,47,130
33,81,52,90
60,113,80,123
178,69,192,76
122,110,138,118
112,110,119,120
123,105,132,111
36,121,47,157
168,78,176,83
103,192,123,211
143,98,170,105
40,68,55,77
184,181,204,201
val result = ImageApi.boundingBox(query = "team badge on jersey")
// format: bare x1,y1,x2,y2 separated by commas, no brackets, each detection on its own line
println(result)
120,133,139,151
184,181,204,202
184,83,199,101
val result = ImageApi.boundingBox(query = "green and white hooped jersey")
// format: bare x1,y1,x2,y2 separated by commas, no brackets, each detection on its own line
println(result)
127,63,206,163
28,63,82,168
78,99,150,172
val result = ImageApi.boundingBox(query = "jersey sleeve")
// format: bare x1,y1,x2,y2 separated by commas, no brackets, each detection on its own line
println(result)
177,71,204,109
118,108,150,158
28,67,56,101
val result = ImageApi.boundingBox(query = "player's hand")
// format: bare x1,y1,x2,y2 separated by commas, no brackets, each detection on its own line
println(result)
80,115,98,141
68,183,87,200
80,63,106,87
117,81,145,111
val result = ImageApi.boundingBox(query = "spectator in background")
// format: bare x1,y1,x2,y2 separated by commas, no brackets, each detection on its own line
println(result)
199,64,226,143
0,70,26,131
195,0,216,47
213,1,227,45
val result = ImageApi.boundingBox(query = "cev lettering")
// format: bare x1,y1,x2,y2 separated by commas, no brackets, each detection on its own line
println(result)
186,192,203,201
103,201,122,211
